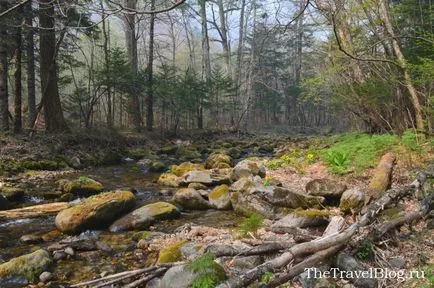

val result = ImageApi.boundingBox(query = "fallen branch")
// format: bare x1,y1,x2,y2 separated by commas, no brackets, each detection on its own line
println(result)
122,267,167,288
0,202,69,219
206,242,295,257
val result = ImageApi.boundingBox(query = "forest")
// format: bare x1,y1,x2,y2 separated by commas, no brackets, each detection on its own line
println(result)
0,0,433,288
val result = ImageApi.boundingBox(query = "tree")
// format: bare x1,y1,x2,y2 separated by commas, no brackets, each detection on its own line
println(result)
25,1,36,128
146,0,156,131
39,0,68,132
0,1,9,132
13,6,23,133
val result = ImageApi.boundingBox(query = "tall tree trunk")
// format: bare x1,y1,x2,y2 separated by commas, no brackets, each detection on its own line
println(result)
123,0,142,132
25,1,36,128
0,1,9,132
14,13,22,134
217,0,231,77
378,0,424,131
146,0,155,131
199,0,211,129
100,0,112,128
234,0,245,126
39,0,68,132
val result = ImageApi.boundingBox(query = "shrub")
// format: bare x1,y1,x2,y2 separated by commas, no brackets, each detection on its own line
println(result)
239,213,263,237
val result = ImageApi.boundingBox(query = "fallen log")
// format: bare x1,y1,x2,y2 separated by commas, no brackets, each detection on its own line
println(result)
0,202,70,219
365,152,396,204
206,242,295,257
216,174,430,288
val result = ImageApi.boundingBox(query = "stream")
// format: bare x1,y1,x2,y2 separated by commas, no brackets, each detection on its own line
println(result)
0,162,244,287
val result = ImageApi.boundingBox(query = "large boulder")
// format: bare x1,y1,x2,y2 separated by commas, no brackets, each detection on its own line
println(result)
209,185,231,210
55,190,135,234
109,202,180,232
271,210,329,229
231,191,276,219
339,187,365,213
173,188,211,210
230,160,266,181
160,263,226,288
0,249,52,283
266,187,325,209
157,173,181,187
335,253,377,288
61,177,104,197
306,179,347,198
205,153,233,169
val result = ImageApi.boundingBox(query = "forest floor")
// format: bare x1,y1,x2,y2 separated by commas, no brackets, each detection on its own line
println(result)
0,130,433,288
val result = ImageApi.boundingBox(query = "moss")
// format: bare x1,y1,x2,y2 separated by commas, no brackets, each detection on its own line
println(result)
170,162,205,177
63,177,104,196
157,173,181,187
55,190,135,234
209,185,229,200
379,207,402,221
132,231,152,241
143,202,179,217
294,208,329,219
158,145,178,155
205,153,232,169
157,241,186,264
149,161,166,172
0,249,52,282
21,160,62,171
1,186,25,201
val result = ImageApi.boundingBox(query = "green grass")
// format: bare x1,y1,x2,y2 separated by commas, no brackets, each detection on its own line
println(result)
319,131,431,174
238,213,264,237
187,253,226,288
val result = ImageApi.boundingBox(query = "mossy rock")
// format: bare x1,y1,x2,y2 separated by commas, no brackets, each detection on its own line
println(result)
173,188,212,210
205,153,233,169
157,241,186,264
55,190,135,234
339,187,365,213
170,162,205,177
176,147,202,162
21,160,62,171
132,231,152,242
149,161,166,172
209,184,231,210
0,249,52,282
109,202,180,232
62,177,104,197
0,186,25,202
157,173,181,187
293,208,330,219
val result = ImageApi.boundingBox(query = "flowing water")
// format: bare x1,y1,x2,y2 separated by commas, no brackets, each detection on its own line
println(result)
0,162,243,286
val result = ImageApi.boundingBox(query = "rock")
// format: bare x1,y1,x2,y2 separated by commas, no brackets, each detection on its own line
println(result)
61,177,104,197
339,187,366,213
0,186,25,202
188,182,208,190
52,251,67,261
205,153,233,169
209,185,231,210
0,249,52,282
157,173,181,187
39,271,53,282
230,160,266,181
180,242,203,261
157,241,186,264
0,194,9,210
231,191,276,219
366,152,396,203
55,190,135,234
182,171,213,185
271,210,329,229
176,147,201,162
173,188,211,210
267,187,325,209
158,145,178,155
170,162,205,177
146,277,161,288
64,247,74,256
20,234,43,244
231,256,262,272
68,156,82,169
149,161,166,172
229,176,259,192
389,256,405,269
160,262,226,288
306,179,347,198
109,202,180,232
335,252,377,288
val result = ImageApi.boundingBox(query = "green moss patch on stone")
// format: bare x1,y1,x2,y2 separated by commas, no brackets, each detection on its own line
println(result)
63,177,104,196
157,172,181,187
0,249,52,282
170,162,205,177
157,241,186,264
294,208,329,219
209,185,229,200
